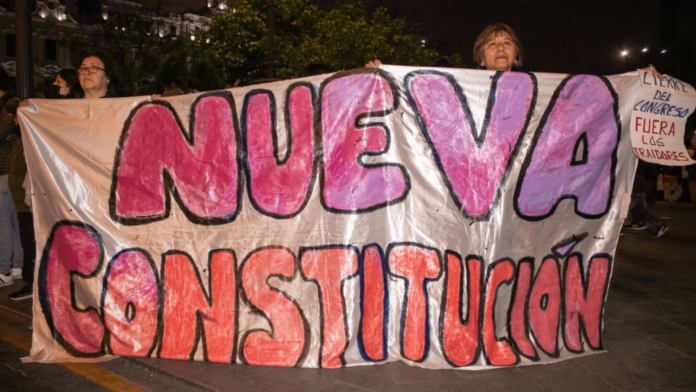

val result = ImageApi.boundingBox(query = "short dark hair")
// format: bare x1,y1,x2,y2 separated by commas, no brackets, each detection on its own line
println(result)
57,69,79,89
57,68,83,97
473,23,524,69
305,62,331,76
429,55,455,68
80,52,114,80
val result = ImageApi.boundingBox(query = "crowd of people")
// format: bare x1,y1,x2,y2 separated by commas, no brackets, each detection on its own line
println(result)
0,23,692,301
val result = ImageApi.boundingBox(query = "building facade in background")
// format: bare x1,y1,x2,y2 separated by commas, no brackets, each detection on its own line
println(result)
0,0,217,81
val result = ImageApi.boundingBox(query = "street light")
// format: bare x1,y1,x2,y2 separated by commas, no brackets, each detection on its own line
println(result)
661,49,667,54
642,48,648,53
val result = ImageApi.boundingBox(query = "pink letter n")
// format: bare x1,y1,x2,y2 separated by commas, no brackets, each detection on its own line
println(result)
110,92,241,225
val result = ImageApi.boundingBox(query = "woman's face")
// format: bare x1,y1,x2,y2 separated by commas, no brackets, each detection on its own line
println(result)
483,32,516,72
53,75,70,96
79,56,109,95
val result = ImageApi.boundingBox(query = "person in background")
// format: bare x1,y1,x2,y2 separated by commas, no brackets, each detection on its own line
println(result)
0,68,23,287
624,160,669,238
429,55,456,68
162,78,185,97
53,69,82,98
661,164,682,202
78,53,117,99
133,83,152,96
305,62,332,76
225,79,241,89
687,135,696,204
644,162,661,206
0,90,34,300
5,107,34,300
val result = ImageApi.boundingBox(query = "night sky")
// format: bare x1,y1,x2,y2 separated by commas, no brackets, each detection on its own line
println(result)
67,0,696,83
346,0,690,78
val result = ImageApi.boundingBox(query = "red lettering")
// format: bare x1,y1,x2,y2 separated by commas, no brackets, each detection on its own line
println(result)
635,116,643,132
240,247,308,367
388,244,441,362
359,245,387,362
529,257,561,356
440,252,482,366
160,251,237,362
659,121,667,135
300,246,359,368
38,223,105,356
483,259,517,366
103,250,158,357
563,254,611,352
509,258,537,359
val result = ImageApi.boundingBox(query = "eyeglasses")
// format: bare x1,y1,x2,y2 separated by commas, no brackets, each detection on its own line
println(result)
78,66,105,75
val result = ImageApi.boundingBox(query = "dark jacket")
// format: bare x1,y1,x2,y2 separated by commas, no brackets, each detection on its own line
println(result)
0,93,20,177
632,160,647,194
7,136,27,212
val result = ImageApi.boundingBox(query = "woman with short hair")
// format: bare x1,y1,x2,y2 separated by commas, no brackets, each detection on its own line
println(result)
472,22,524,72
77,53,117,99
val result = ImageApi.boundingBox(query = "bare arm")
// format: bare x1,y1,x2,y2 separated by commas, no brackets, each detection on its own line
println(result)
365,59,382,68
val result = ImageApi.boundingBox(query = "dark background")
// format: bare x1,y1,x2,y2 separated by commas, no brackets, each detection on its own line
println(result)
7,0,695,84
170,0,696,84
343,0,694,83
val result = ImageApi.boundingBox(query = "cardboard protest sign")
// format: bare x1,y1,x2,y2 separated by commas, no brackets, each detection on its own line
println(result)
19,66,641,369
630,70,696,165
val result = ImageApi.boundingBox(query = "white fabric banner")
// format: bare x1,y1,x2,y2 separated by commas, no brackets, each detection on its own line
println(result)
629,70,696,165
20,66,642,369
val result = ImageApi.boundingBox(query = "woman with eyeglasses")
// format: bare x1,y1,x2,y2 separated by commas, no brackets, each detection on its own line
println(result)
77,53,117,99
